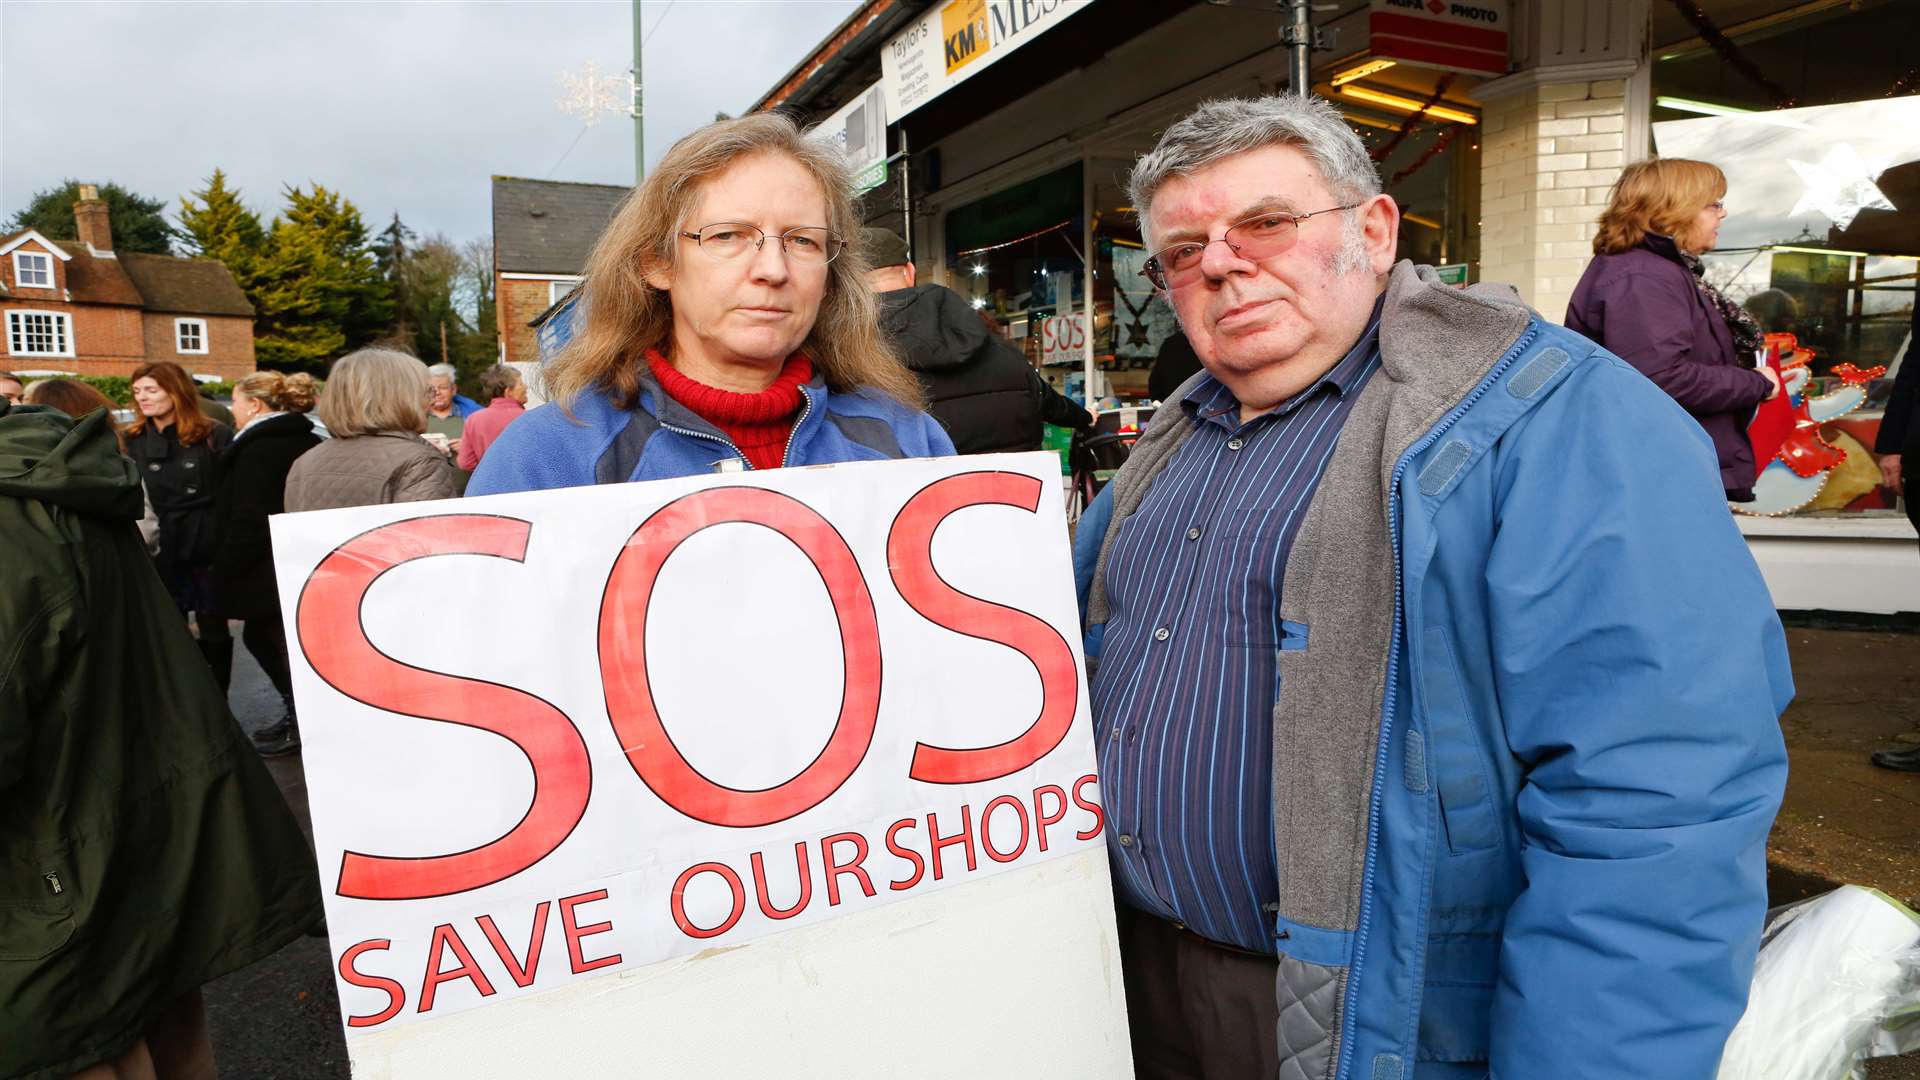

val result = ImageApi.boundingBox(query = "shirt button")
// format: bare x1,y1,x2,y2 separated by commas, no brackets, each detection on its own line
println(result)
1110,727,1122,742
1227,437,1245,451
1153,627,1171,642
1186,526,1202,541
1118,834,1134,847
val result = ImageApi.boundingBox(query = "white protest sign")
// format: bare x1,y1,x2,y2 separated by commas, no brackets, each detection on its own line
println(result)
271,452,1127,1074
1039,312,1089,367
881,0,1095,121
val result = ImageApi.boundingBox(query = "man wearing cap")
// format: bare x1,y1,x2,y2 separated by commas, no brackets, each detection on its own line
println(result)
862,227,1090,453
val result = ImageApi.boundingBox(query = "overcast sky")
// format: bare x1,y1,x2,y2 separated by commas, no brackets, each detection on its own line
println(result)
0,1,860,248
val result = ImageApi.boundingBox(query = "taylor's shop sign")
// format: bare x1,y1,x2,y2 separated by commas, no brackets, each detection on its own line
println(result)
270,454,1104,1039
881,0,1094,120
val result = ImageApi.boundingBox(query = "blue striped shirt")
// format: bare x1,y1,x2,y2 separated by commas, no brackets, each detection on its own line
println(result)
1091,312,1383,953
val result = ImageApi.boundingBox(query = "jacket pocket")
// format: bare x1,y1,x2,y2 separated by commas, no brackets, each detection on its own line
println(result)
1420,626,1500,855
0,897,76,961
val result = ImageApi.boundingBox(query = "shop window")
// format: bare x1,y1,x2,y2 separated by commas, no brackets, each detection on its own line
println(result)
1653,8,1918,518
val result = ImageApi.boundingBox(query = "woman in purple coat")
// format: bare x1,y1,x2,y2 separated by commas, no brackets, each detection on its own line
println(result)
1567,158,1781,501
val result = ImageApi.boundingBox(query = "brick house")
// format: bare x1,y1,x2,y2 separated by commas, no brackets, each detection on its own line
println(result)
491,176,628,364
0,186,255,380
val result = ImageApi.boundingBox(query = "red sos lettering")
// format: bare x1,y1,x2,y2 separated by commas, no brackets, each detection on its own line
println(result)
298,471,1082,899
297,516,591,901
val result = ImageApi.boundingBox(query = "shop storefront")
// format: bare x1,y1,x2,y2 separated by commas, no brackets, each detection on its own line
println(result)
758,0,1917,612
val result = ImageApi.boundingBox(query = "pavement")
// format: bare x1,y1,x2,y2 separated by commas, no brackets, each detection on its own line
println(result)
200,624,1920,1078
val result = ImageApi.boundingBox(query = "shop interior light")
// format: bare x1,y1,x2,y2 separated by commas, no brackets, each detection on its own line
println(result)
1654,96,1755,117
969,297,987,310
1339,86,1478,125
1769,245,1873,258
970,262,986,276
1331,59,1397,87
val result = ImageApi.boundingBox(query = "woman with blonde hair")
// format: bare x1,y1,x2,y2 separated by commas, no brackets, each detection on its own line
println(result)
212,370,321,755
1567,157,1781,501
469,111,951,496
125,360,237,685
285,348,454,512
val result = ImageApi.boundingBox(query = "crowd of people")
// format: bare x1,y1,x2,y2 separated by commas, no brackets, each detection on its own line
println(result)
0,95,1912,1079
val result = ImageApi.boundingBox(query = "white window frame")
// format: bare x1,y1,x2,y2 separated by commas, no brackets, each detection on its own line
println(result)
175,317,209,355
5,309,76,358
548,276,583,305
12,250,53,289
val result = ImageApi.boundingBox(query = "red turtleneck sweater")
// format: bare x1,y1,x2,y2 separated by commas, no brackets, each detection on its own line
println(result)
648,349,812,471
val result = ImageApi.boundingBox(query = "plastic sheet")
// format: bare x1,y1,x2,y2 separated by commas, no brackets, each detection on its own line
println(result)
1718,885,1920,1080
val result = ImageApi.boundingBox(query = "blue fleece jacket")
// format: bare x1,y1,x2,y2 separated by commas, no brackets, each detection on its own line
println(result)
468,368,953,495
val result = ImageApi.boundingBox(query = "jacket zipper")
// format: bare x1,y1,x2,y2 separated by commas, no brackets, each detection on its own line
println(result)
779,389,815,469
656,387,817,473
1334,324,1539,1080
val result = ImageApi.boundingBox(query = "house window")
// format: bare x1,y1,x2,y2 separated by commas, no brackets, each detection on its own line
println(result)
6,310,74,357
549,278,582,305
12,251,52,289
175,318,208,355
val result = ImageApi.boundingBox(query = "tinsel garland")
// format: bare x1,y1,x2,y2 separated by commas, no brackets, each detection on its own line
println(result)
1665,0,1795,109
1890,67,1919,98
1390,124,1463,188
1370,72,1458,163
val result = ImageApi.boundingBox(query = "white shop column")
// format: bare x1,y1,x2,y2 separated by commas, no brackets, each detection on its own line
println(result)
1473,0,1652,320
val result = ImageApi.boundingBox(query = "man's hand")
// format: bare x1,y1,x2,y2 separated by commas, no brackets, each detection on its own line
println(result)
1880,452,1902,494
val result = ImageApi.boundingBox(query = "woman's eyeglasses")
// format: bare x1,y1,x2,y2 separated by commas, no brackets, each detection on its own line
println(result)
1142,205,1358,290
680,222,846,265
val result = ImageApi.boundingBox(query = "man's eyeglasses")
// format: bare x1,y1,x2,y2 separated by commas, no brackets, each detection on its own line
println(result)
680,222,846,265
1141,205,1359,290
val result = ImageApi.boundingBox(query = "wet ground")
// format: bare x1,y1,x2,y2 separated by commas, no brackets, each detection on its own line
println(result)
200,625,1920,1078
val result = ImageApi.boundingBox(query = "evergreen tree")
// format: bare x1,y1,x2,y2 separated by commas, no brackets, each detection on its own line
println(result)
7,179,178,254
177,169,265,271
245,184,395,373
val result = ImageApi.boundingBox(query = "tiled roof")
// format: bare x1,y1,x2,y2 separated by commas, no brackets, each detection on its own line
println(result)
492,177,630,274
119,252,254,317
0,231,146,307
0,231,252,316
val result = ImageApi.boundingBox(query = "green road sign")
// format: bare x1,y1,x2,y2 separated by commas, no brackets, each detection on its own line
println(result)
1434,263,1470,286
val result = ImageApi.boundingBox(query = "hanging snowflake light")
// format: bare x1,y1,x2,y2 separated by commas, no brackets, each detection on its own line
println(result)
557,60,632,127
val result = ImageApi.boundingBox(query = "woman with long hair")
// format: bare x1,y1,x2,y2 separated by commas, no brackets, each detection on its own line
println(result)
125,360,237,686
1567,158,1781,502
212,371,322,756
284,348,454,512
468,111,951,496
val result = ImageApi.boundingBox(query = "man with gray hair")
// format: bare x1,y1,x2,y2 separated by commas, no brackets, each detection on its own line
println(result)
1074,94,1790,1079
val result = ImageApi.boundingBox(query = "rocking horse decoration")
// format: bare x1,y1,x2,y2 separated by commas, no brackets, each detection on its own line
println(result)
1739,331,1888,516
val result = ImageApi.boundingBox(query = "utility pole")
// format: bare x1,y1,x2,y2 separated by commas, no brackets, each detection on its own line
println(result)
631,0,646,182
1281,0,1330,97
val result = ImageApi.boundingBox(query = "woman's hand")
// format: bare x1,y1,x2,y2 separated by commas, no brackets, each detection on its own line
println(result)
1758,365,1782,401
1881,453,1902,494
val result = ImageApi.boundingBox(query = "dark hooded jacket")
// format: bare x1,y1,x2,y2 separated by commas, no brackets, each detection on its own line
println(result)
1565,234,1773,497
0,402,322,1079
879,283,1089,454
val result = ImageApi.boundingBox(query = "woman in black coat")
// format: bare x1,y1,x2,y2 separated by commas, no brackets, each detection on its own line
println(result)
1566,158,1781,501
126,360,236,685
212,370,322,756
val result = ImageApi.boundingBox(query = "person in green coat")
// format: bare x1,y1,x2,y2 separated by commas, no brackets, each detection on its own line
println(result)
0,399,323,1079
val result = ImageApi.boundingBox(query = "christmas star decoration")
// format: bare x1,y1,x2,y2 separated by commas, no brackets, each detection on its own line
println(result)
1788,144,1896,229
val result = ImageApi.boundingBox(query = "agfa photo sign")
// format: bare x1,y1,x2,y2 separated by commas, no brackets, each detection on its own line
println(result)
271,453,1123,1070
